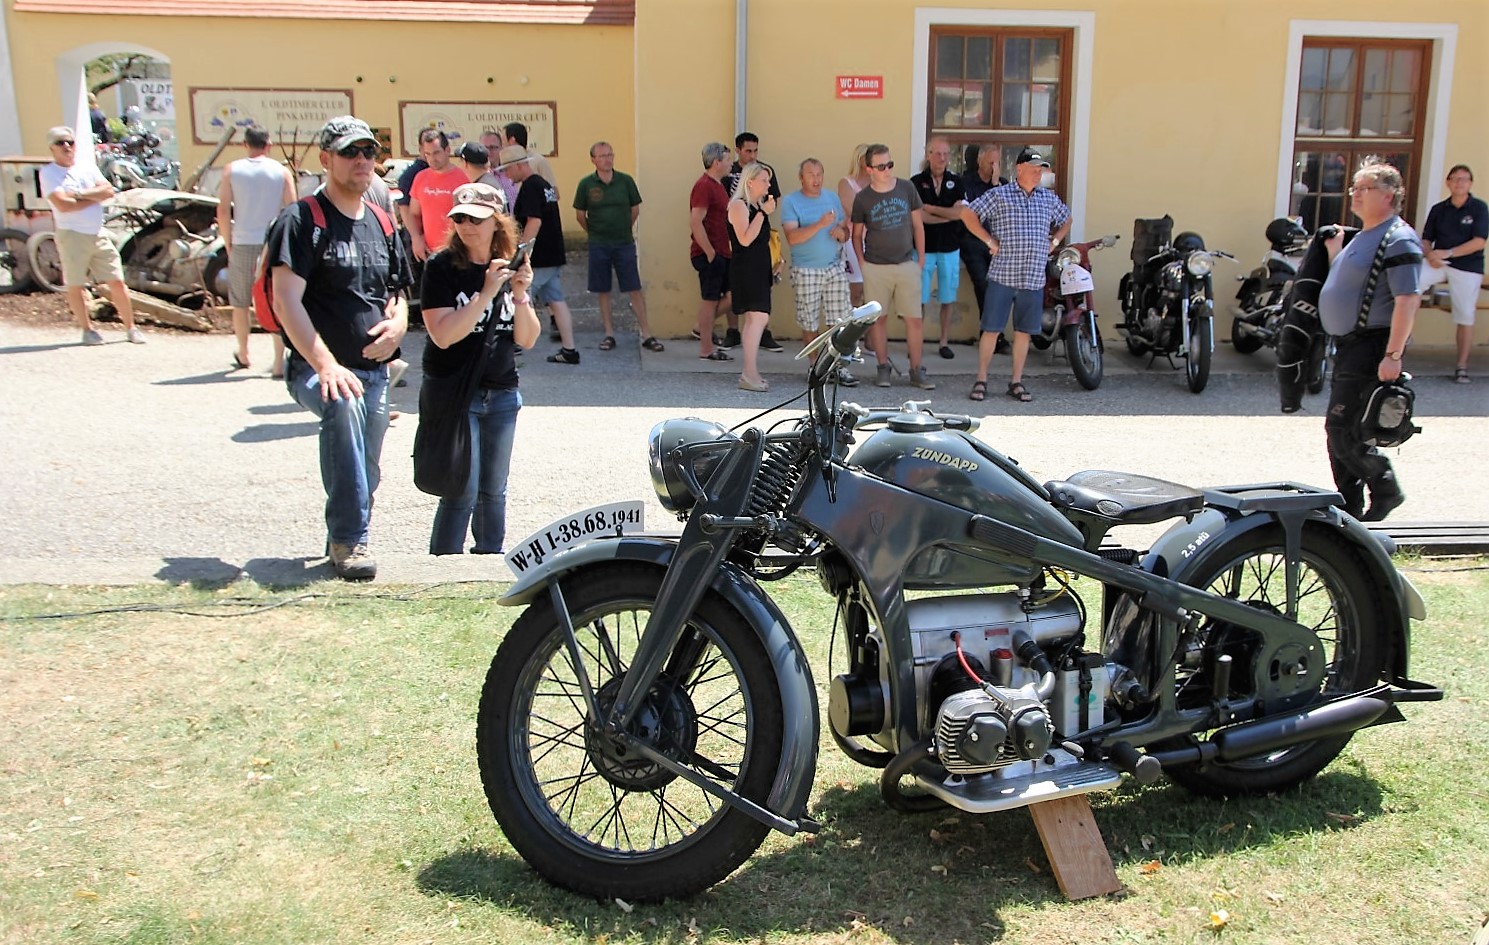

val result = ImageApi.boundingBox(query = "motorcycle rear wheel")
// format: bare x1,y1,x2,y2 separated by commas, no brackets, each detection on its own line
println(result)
0,228,35,294
1162,525,1386,798
1064,321,1104,390
26,231,64,293
1186,317,1212,393
1230,316,1264,355
476,563,786,902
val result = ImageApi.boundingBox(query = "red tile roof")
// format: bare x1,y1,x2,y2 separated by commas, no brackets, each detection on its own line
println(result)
12,0,634,25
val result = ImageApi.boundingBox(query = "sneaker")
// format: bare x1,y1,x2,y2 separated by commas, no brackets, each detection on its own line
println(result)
835,367,860,388
721,328,742,350
126,327,146,344
328,542,377,580
910,366,936,390
81,328,104,346
546,347,581,364
875,362,893,388
388,358,409,389
759,329,785,353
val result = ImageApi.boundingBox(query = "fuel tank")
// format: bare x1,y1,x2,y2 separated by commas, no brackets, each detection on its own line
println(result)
850,419,1084,588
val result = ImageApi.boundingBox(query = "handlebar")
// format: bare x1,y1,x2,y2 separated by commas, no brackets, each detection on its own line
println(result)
838,401,980,433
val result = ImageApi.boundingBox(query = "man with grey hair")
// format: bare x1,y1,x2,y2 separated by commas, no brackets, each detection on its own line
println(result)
782,157,856,385
574,141,654,352
217,125,296,373
690,142,735,361
39,125,142,346
267,116,411,579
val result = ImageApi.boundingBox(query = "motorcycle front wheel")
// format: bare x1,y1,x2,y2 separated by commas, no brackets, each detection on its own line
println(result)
1162,525,1386,798
476,563,786,902
1186,317,1212,393
1064,321,1104,390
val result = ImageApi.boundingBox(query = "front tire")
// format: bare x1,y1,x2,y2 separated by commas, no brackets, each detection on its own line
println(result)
476,564,786,902
1064,320,1104,390
1162,525,1387,797
1186,316,1212,393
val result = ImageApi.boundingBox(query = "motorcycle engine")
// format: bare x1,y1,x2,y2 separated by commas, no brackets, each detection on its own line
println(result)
934,679,1053,772
1159,260,1186,295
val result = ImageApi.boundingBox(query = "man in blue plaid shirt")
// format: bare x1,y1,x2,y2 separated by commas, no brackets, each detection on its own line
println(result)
960,147,1071,403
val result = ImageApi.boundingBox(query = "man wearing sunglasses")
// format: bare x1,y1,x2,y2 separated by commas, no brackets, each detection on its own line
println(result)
850,143,931,389
39,125,143,346
267,116,412,580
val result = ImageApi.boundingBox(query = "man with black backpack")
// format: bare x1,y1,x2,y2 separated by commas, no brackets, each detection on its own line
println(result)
267,116,412,579
1318,157,1422,522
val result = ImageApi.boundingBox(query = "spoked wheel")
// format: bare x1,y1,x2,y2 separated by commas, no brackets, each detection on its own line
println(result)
26,231,64,293
1306,333,1333,395
0,228,35,294
1162,526,1386,798
1064,320,1104,390
476,564,786,902
1186,316,1212,393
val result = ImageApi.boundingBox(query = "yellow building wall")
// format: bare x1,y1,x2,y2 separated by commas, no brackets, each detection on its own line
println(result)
6,5,636,207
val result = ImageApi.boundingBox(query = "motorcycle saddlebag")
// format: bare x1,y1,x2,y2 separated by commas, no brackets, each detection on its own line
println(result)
1131,215,1173,266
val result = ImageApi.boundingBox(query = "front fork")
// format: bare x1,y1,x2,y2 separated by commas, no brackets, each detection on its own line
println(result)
1179,283,1214,356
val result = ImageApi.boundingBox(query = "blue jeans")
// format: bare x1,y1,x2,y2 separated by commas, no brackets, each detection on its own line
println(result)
430,387,522,555
285,354,390,547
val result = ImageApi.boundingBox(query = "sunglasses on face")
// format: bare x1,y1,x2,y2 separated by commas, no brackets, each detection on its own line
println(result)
450,213,488,225
53,140,75,148
869,161,895,171
336,143,379,160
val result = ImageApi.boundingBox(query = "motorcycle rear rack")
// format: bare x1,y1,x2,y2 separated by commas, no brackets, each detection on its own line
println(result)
915,748,1122,814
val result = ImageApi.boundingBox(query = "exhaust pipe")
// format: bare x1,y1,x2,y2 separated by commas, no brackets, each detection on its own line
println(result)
1146,691,1399,769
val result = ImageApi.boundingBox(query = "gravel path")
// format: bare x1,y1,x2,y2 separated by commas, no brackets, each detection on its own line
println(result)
1,315,1483,587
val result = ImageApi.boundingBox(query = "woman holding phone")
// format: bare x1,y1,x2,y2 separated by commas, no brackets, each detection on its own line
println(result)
727,162,777,392
419,182,540,554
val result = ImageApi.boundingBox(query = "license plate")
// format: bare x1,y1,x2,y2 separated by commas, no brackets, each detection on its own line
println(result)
505,500,645,576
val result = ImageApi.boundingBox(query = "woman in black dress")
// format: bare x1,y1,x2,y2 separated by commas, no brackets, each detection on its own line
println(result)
727,163,777,391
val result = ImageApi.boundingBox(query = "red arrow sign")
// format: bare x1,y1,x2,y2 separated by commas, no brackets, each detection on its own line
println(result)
836,75,883,99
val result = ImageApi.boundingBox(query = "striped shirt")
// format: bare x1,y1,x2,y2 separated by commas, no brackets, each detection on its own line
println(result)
968,183,1070,291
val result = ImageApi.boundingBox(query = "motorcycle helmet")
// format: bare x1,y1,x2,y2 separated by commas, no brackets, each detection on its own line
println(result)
121,134,146,155
143,133,161,150
1173,231,1206,253
1264,217,1309,253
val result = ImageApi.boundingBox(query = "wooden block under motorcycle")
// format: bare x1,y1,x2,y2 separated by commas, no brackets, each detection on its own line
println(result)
1027,794,1122,900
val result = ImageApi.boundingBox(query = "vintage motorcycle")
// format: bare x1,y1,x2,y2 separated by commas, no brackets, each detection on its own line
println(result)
473,302,1439,902
97,134,180,192
1027,234,1120,390
1118,216,1235,393
1233,217,1331,395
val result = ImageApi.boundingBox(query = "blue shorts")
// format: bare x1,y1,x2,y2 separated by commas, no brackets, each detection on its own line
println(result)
981,281,1043,335
530,267,565,305
921,250,961,304
588,242,642,294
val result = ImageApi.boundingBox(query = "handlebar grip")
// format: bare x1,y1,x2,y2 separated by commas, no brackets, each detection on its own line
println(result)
940,414,980,432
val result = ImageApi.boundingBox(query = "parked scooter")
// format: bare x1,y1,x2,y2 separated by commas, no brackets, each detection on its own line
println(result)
1118,215,1235,393
472,301,1440,902
1029,234,1120,390
1234,217,1331,395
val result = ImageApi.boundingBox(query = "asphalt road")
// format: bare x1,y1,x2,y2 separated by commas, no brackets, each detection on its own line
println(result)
1,311,1483,587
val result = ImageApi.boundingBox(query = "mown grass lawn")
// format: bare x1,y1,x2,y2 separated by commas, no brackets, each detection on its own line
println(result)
1,561,1485,945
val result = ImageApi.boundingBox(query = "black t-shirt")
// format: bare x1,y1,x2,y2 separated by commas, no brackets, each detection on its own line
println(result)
723,160,781,202
268,194,411,372
1422,194,1488,275
513,175,566,269
419,249,519,390
912,168,966,254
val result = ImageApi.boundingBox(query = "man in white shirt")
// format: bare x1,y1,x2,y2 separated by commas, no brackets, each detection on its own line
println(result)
217,125,295,372
39,126,142,345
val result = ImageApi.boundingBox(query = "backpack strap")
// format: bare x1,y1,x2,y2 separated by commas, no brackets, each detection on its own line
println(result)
1355,218,1405,333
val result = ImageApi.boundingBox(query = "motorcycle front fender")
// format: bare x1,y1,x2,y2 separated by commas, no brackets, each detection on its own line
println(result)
1141,498,1422,683
497,535,820,826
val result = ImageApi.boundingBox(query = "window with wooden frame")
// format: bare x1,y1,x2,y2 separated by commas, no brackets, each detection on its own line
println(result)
1290,38,1430,232
927,27,1072,196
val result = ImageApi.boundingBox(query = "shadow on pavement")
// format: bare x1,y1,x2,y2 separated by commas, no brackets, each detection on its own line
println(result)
0,341,88,355
232,422,318,443
247,402,304,416
153,370,265,386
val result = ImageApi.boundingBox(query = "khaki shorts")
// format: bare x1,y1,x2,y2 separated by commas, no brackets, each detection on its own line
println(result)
228,242,263,309
861,260,922,321
55,229,124,287
1419,263,1483,327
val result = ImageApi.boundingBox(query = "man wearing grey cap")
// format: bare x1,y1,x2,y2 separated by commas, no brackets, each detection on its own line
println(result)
267,116,411,580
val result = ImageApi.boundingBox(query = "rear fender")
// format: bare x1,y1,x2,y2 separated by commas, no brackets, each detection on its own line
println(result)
1142,504,1420,682
497,536,820,824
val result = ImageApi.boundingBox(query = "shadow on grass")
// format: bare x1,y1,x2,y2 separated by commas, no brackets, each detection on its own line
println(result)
155,555,331,589
416,764,1383,943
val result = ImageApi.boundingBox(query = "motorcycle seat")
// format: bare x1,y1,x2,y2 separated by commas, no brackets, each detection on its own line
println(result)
1043,470,1205,525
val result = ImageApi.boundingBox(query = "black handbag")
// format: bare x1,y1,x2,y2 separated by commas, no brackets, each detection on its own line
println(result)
1358,374,1421,448
412,294,503,498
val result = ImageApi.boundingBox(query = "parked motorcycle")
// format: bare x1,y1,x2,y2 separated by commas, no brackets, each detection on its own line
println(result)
96,134,180,192
1027,234,1120,390
1118,216,1235,393
473,301,1440,901
1233,217,1331,395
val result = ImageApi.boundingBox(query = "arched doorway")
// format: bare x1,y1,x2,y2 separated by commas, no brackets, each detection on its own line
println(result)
54,42,172,164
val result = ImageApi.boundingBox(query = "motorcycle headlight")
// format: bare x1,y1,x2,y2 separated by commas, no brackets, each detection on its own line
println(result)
1056,247,1081,272
1185,251,1215,278
647,418,736,513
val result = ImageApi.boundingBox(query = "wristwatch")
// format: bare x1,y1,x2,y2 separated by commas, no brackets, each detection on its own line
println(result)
1385,349,1403,362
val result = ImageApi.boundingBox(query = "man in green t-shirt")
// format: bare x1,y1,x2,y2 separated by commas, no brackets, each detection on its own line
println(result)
573,141,659,350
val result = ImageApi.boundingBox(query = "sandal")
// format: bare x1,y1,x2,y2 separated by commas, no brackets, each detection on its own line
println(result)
641,336,665,352
598,335,616,351
968,380,987,402
1006,382,1033,403
546,348,580,365
1454,367,1471,384
231,352,250,370
699,349,733,362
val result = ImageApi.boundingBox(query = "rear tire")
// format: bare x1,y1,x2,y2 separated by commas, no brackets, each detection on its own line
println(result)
1231,316,1264,354
476,564,786,902
26,232,64,293
1162,525,1387,798
1064,321,1104,390
0,228,35,294
1186,316,1212,393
